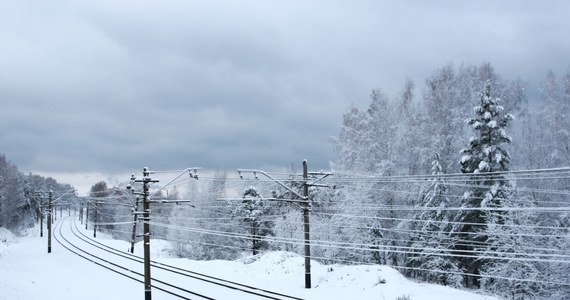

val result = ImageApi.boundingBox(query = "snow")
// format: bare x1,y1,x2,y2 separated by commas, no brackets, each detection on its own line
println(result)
0,227,16,245
0,218,498,300
499,129,507,138
1,226,137,300
494,152,503,163
460,155,471,163
0,227,16,259
478,161,489,172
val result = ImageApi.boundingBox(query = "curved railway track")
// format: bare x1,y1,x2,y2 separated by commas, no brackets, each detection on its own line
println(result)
53,217,305,300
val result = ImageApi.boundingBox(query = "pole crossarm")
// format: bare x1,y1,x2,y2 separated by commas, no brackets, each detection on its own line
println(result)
237,169,307,201
148,167,201,198
307,172,333,186
147,200,194,204
28,188,77,201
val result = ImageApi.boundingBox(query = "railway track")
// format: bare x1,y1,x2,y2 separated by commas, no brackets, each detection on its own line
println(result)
53,217,305,300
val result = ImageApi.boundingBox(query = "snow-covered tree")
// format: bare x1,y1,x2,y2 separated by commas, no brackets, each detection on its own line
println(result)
166,172,242,260
332,105,367,172
167,180,198,258
422,64,469,174
453,80,514,288
537,71,570,168
0,155,27,229
330,88,405,266
407,151,462,287
0,154,81,233
479,195,551,299
332,88,397,175
326,64,564,294
272,210,303,253
420,63,526,176
365,89,398,175
195,172,242,260
400,109,431,176
233,186,272,255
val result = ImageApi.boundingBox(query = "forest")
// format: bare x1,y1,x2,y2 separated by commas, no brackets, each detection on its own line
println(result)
1,62,569,300
0,155,80,231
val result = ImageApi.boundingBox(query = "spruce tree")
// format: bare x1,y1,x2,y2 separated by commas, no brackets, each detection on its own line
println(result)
233,186,271,255
453,80,514,288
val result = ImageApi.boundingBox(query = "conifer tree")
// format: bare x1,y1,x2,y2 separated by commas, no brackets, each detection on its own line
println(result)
453,80,514,288
233,186,271,255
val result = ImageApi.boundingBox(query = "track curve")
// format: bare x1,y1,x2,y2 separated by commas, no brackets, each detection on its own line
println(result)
53,216,305,300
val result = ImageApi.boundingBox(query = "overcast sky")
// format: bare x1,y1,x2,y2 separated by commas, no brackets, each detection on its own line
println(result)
1,0,569,193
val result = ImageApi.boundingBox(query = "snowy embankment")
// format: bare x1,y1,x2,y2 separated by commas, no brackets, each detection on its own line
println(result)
0,222,497,300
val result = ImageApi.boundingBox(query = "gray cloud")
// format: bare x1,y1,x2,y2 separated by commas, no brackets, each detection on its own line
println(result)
1,0,570,180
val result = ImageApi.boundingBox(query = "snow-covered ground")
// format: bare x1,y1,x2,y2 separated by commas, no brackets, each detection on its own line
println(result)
0,219,498,300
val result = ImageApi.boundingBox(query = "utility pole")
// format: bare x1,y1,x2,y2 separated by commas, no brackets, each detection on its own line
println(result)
92,199,106,238
93,199,98,238
85,200,89,230
130,197,140,254
79,203,83,224
302,160,311,288
128,167,199,300
39,196,43,237
47,190,53,253
133,168,159,300
143,169,154,300
93,200,97,237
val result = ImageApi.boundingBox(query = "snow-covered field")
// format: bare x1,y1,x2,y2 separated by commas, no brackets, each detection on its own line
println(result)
0,219,498,300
